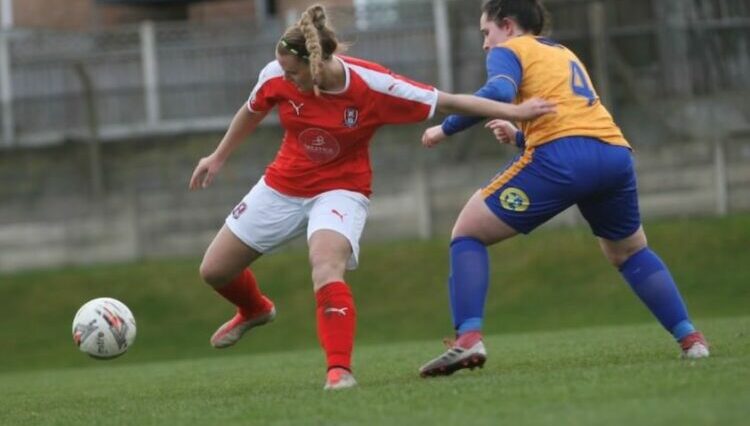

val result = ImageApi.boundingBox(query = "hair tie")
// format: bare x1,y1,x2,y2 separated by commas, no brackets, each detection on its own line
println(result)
280,39,309,59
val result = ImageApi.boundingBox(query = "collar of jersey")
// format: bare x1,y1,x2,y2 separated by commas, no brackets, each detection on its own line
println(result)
318,55,350,95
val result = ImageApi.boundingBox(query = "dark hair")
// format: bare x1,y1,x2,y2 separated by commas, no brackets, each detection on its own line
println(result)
277,4,339,89
482,0,549,35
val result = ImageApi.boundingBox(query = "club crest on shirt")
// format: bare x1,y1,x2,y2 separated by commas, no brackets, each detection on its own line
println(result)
343,107,358,128
499,187,530,212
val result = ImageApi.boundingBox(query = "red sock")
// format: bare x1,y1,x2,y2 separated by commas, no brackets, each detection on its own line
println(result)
215,268,272,318
456,330,483,349
315,281,356,372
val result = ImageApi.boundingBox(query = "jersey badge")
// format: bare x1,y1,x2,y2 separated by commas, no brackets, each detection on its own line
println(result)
499,187,530,212
343,107,359,128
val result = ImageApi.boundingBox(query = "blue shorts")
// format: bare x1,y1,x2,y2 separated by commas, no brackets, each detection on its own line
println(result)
482,136,640,240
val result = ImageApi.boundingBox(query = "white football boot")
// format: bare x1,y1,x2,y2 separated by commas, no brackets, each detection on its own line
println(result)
419,335,487,378
324,367,358,390
210,298,276,349
680,331,710,359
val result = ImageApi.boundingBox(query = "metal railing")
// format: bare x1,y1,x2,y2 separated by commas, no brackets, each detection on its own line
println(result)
0,0,747,148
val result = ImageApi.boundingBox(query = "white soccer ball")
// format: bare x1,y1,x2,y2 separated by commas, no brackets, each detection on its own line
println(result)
72,297,137,359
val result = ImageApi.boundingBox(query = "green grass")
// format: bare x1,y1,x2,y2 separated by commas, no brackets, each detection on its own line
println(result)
0,316,748,426
0,214,748,424
1,214,748,373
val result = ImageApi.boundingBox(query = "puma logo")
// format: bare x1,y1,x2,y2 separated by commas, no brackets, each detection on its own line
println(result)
324,307,348,316
331,209,346,222
288,100,304,116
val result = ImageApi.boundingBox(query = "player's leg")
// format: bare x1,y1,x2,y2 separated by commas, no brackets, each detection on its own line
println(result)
579,143,708,359
421,145,578,377
419,191,517,377
200,225,276,348
203,178,307,348
599,229,709,358
306,189,369,389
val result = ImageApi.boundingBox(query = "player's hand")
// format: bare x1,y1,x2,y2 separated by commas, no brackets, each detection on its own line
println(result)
189,153,225,190
484,119,519,145
422,125,447,148
513,97,555,121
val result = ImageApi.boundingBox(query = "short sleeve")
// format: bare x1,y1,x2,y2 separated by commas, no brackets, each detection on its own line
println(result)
347,63,438,125
247,61,284,113
375,73,439,125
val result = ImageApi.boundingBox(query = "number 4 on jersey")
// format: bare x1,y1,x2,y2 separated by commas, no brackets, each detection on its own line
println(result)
570,61,598,106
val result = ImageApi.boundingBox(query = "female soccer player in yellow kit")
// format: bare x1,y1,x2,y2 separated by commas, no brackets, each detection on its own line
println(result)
419,0,709,377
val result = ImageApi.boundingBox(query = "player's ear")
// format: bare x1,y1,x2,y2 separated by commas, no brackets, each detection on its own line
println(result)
501,17,515,34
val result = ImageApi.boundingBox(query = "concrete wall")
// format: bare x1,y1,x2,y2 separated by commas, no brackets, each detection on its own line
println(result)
1,127,749,272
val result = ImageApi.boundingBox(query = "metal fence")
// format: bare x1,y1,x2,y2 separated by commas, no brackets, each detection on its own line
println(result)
0,0,748,148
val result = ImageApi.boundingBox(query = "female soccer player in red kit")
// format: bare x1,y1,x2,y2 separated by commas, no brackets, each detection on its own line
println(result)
189,4,553,390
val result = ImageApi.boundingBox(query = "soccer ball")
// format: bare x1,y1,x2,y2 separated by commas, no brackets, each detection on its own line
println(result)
72,297,137,359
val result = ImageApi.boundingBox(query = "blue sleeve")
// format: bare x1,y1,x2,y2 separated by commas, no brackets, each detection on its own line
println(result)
441,47,522,136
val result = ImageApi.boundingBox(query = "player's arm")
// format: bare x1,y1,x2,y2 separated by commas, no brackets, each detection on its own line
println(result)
441,47,523,136
189,105,267,190
425,94,550,148
485,119,525,148
435,92,552,122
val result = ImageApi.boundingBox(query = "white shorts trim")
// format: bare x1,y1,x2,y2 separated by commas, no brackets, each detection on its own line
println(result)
225,177,370,269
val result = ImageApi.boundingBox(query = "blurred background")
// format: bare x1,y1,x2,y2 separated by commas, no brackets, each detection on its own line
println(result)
0,0,748,271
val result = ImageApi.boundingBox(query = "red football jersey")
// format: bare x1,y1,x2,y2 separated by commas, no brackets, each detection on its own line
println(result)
247,55,438,197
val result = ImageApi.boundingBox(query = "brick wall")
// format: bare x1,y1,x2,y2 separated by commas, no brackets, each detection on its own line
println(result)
188,0,255,22
8,0,356,30
13,0,93,30
11,0,189,30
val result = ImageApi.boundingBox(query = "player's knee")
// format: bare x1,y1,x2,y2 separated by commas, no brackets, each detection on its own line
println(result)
199,259,230,288
603,244,645,268
311,261,345,282
603,250,626,268
310,257,346,288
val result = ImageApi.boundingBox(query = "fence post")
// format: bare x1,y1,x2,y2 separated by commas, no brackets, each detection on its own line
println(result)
0,29,13,147
588,1,611,109
140,21,160,127
714,137,728,216
653,0,692,96
74,63,105,201
432,0,453,92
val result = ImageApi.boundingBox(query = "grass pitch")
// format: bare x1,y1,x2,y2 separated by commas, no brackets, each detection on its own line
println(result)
0,316,747,426
0,215,748,425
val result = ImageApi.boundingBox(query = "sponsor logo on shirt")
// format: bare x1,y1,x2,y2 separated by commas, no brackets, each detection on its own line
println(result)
298,128,341,163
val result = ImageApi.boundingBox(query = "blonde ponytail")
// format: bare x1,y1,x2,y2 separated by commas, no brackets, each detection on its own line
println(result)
298,5,327,96
277,4,340,96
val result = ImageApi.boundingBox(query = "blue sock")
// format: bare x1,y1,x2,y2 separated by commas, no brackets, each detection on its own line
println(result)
619,247,695,341
448,237,489,335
